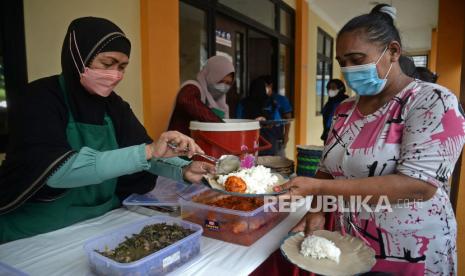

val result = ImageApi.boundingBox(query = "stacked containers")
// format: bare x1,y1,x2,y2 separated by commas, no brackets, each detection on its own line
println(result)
180,190,289,246
296,145,324,177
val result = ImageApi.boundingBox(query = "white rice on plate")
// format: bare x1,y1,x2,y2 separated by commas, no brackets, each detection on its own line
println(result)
217,165,278,194
300,235,341,263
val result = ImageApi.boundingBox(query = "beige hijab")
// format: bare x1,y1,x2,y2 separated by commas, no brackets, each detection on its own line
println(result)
181,55,235,118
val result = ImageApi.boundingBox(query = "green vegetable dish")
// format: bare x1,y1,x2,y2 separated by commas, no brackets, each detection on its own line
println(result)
97,223,194,263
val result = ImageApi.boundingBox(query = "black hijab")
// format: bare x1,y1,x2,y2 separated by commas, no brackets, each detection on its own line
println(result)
242,78,275,119
0,17,155,214
63,17,131,124
321,79,348,141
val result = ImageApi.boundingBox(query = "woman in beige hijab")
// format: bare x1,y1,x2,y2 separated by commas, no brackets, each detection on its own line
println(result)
168,55,235,136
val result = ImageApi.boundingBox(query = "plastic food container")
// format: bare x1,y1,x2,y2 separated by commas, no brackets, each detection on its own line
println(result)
180,190,289,246
84,216,202,276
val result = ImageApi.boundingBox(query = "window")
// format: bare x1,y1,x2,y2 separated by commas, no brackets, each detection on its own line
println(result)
179,2,208,83
0,55,5,107
411,55,428,67
0,13,7,152
0,0,28,153
280,9,292,37
219,0,275,29
234,32,245,96
316,28,333,115
0,48,6,146
279,43,291,98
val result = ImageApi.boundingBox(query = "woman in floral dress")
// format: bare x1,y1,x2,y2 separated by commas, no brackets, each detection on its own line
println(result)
277,4,464,275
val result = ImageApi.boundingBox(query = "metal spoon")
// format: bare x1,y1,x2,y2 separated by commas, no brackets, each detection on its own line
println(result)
215,155,241,175
167,143,241,174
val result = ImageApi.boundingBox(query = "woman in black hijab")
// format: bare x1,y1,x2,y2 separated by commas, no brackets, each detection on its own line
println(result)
238,78,282,155
0,17,212,242
320,79,348,142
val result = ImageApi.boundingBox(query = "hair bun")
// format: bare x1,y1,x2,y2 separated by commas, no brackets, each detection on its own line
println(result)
371,4,397,22
380,5,397,20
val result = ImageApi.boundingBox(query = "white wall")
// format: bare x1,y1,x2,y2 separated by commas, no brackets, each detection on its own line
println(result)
309,0,438,53
402,26,434,52
305,3,341,147
23,0,143,121
281,0,296,160
285,121,296,159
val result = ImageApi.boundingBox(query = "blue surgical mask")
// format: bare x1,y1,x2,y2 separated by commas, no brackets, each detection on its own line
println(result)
341,47,393,96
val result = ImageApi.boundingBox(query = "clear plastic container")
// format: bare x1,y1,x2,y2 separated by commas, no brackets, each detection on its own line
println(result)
84,216,202,276
123,177,206,207
180,190,289,246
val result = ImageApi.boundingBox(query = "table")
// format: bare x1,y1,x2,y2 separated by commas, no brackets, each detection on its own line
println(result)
0,203,308,276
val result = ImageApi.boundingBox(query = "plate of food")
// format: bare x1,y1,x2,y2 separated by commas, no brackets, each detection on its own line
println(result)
203,165,288,196
280,230,376,276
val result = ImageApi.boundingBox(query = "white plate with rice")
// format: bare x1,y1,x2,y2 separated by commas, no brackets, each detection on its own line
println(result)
203,165,288,196
281,230,376,276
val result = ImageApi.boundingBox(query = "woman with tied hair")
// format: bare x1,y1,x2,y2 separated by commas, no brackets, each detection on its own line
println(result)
276,4,464,275
168,55,235,136
0,17,213,242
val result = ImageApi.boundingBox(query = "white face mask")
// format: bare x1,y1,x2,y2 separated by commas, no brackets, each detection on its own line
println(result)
209,83,231,94
328,89,339,97
266,87,273,96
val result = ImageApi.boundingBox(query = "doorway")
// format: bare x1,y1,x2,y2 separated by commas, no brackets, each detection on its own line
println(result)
215,15,246,118
215,15,276,118
248,29,275,86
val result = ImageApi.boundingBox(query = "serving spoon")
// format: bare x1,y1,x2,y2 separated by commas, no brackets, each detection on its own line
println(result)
167,143,241,174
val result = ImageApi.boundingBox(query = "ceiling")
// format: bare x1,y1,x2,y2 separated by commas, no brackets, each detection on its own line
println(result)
308,0,439,52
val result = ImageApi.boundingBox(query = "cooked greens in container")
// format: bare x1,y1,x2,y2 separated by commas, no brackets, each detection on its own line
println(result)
84,216,202,276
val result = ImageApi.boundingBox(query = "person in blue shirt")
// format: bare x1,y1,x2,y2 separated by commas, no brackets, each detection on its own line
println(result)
262,75,293,156
320,79,348,142
236,78,283,156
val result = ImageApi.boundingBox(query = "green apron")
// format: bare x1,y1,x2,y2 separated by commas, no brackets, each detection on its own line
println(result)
0,75,120,242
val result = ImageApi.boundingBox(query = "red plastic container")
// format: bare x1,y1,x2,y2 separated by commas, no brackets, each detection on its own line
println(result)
189,119,271,161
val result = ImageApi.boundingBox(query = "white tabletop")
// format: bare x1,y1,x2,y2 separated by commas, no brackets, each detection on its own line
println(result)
0,203,308,276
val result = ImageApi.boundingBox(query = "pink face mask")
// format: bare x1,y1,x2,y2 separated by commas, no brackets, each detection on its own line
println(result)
80,67,122,97
70,31,124,97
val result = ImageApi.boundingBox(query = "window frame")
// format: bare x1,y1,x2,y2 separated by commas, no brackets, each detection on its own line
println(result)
410,54,429,68
316,27,333,116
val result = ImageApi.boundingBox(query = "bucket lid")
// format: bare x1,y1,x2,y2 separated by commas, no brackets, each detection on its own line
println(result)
190,119,260,131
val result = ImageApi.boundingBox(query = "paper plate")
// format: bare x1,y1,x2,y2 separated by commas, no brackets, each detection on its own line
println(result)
202,173,288,197
280,230,376,276
257,156,294,177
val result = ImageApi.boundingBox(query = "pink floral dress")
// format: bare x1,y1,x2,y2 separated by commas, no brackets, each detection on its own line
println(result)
318,80,465,275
